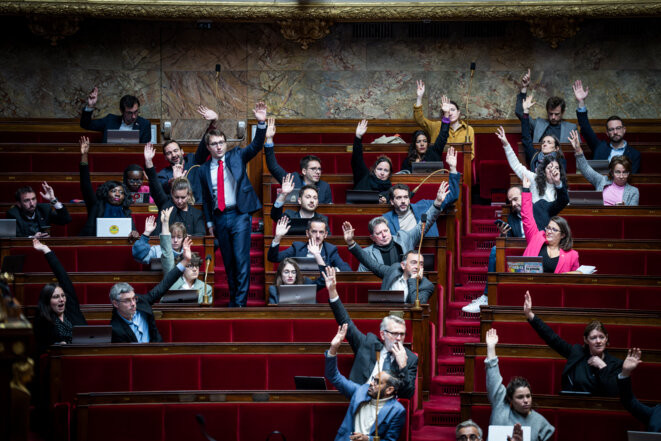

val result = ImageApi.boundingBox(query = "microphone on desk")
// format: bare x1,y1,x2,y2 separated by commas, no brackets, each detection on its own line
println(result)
196,414,217,441
414,214,427,310
202,255,212,306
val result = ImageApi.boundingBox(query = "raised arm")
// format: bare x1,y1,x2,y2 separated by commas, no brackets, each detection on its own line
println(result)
325,324,359,399
40,181,71,226
145,237,189,305
325,265,368,354
352,120,370,185
263,116,289,183
618,348,653,425
497,126,535,181
524,291,574,359
520,94,537,165
514,69,531,121
570,130,605,190
520,177,540,243
144,143,169,209
428,96,451,157
270,173,295,221
485,328,507,405
239,102,268,163
34,239,81,315
159,207,175,273
573,80,601,152
79,87,106,132
78,136,97,211
344,221,389,278
412,80,436,137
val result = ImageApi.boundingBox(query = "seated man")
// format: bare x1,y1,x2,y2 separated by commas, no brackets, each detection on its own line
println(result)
324,267,417,399
80,87,151,143
383,146,459,238
515,69,576,143
617,348,661,432
344,224,435,304
264,117,332,203
110,238,191,343
270,173,329,226
7,184,71,237
573,80,640,173
268,217,350,271
456,420,484,441
357,178,457,272
325,323,406,441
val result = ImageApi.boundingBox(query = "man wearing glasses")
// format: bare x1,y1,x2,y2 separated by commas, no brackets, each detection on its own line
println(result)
573,80,640,173
80,87,152,143
324,267,418,399
455,420,523,441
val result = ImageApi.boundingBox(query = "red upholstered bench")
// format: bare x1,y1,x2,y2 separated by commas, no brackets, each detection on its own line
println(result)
0,151,170,173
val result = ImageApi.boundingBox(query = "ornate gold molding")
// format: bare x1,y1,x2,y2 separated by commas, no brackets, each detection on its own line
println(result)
278,19,333,50
26,15,81,45
527,17,582,49
1,1,660,21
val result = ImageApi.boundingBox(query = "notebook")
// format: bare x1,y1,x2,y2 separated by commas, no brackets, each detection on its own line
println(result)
107,129,140,144
346,190,381,204
96,218,132,237
411,161,445,174
569,190,603,206
506,256,543,273
160,289,199,303
367,290,406,303
488,425,531,441
0,219,17,237
278,285,317,304
72,325,112,344
294,376,327,390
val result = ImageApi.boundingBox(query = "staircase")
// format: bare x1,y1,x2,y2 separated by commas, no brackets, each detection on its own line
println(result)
412,203,500,440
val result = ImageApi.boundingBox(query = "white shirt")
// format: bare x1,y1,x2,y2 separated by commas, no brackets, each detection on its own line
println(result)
389,275,409,302
354,395,394,436
397,209,417,232
210,157,237,209
369,347,392,382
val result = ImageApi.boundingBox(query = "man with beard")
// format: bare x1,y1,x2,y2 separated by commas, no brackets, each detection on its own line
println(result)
573,80,640,173
7,184,71,237
324,323,406,441
269,173,329,228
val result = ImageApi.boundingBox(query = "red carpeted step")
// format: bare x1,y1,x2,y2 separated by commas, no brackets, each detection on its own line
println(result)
444,319,480,339
460,233,496,252
471,219,499,235
446,301,481,321
437,336,479,357
422,396,461,426
431,375,465,397
460,250,489,268
411,425,457,441
436,355,465,377
454,267,487,286
471,204,500,220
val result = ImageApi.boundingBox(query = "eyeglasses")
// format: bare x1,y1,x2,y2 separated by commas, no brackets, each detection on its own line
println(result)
607,126,624,133
118,297,136,305
457,435,481,441
384,329,406,338
545,226,560,233
127,178,142,184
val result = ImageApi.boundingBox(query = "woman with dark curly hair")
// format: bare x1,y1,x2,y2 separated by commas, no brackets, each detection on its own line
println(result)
78,136,138,237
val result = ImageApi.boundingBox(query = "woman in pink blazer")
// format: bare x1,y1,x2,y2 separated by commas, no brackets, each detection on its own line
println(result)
521,176,579,273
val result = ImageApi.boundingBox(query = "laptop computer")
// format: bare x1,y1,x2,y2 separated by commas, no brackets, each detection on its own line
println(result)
0,219,17,237
569,190,603,206
160,289,199,303
278,285,317,304
294,376,327,390
586,159,610,175
346,190,381,204
291,257,319,272
72,325,112,344
628,431,661,441
149,258,162,271
368,290,406,303
506,256,543,273
96,218,132,237
107,129,140,144
411,161,445,174
285,218,310,236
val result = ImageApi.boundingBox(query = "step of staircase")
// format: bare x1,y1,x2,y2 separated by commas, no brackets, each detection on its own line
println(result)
460,250,489,268
411,425,457,441
471,219,499,235
471,204,500,219
421,396,461,426
446,301,481,321
444,319,480,339
431,374,465,396
436,355,465,377
455,267,487,287
461,233,496,252
437,336,479,357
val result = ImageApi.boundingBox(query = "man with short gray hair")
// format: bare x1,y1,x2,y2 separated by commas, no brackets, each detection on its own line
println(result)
110,239,192,343
455,420,483,441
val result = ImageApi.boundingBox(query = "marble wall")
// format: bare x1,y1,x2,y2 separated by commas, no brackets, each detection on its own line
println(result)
0,17,659,138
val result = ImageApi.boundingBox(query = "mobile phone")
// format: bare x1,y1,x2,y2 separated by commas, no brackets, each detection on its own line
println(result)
494,220,506,227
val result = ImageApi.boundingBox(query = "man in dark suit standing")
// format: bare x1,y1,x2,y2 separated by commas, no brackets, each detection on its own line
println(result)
324,267,418,399
199,102,267,307
80,86,151,143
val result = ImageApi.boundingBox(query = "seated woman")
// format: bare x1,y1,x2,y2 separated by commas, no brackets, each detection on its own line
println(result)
123,163,153,204
524,291,622,396
520,94,567,172
569,130,639,206
521,176,579,273
268,257,325,305
78,136,137,238
32,238,87,353
132,208,186,267
496,127,568,205
144,143,206,235
485,328,555,441
352,119,393,202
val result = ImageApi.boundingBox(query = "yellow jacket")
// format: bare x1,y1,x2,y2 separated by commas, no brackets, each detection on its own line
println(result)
413,104,475,159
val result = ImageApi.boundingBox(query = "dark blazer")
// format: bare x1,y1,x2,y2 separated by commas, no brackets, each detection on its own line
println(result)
156,139,209,201
506,212,524,238
145,165,206,236
516,93,576,143
349,243,435,304
80,109,151,143
110,265,183,343
325,353,406,441
532,183,569,230
199,124,266,223
264,145,333,204
400,120,450,172
268,276,324,304
576,109,641,173
529,316,622,396
33,251,87,354
618,375,661,432
329,297,418,399
7,203,71,237
268,241,351,272
79,162,135,236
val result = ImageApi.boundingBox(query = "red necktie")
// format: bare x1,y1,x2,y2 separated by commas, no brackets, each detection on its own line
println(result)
217,159,226,211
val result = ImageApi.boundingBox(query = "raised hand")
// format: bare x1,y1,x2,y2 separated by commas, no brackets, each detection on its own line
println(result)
568,129,583,155
40,181,56,202
445,146,457,173
391,341,408,369
161,206,174,225
281,173,295,196
355,119,368,139
440,95,451,116
266,117,276,141
508,423,523,441
495,126,509,146
416,80,425,98
32,238,51,254
196,105,218,121
143,142,156,167
143,215,157,236
307,237,322,256
323,266,337,293
435,180,449,205
182,236,193,263
522,94,536,113
253,101,267,123
486,328,499,348
523,291,534,320
342,221,355,245
522,175,531,189
329,323,348,355
274,216,291,239
128,230,140,243
172,164,185,179
521,69,531,89
622,348,642,377
79,136,90,157
87,86,98,108
573,80,589,106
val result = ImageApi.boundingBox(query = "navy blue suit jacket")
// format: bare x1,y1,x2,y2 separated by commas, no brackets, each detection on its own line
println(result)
267,241,352,272
198,123,267,222
80,109,151,143
156,139,210,201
